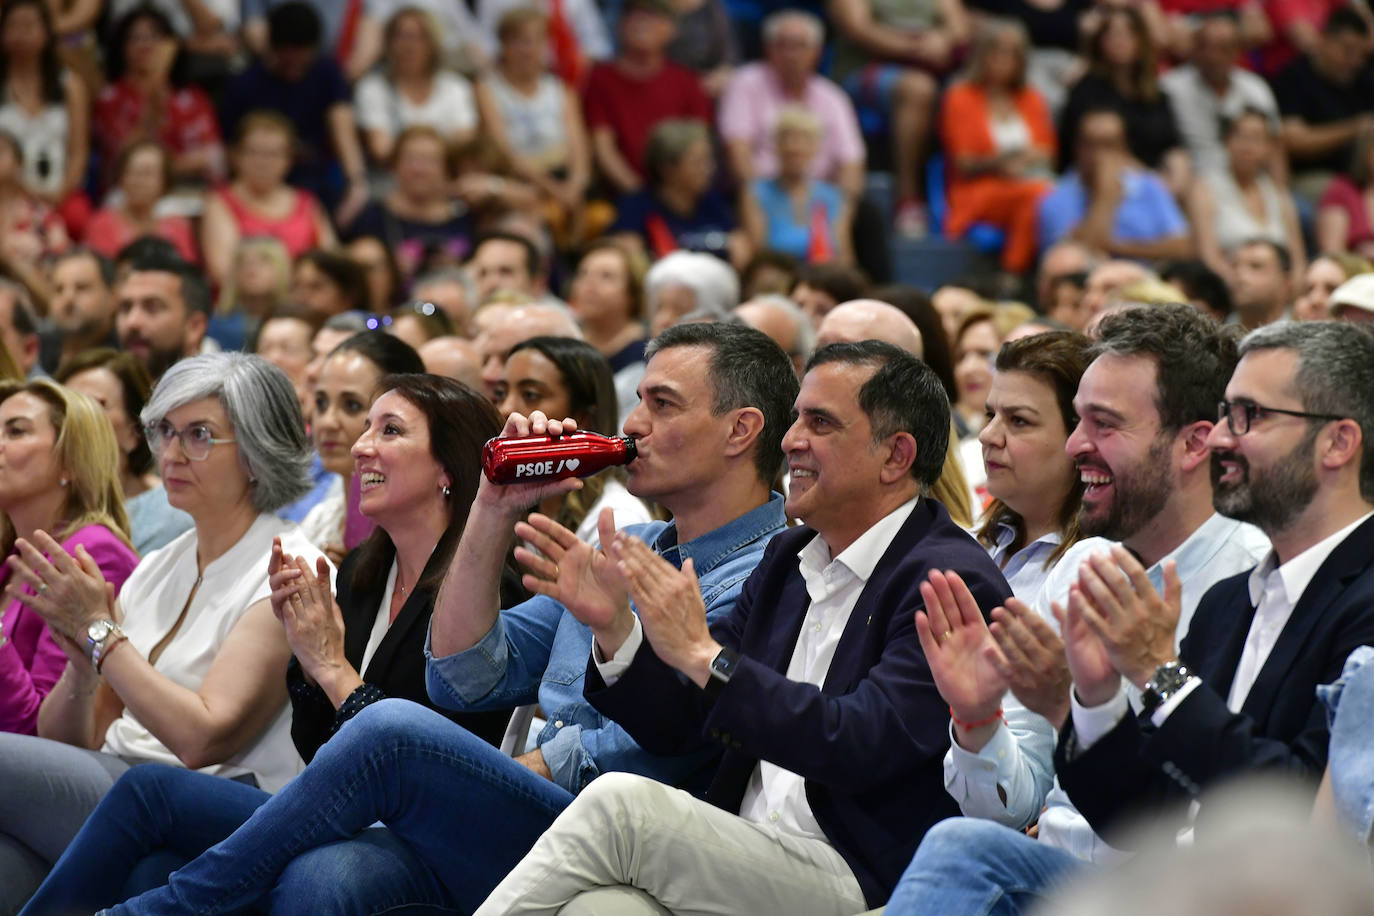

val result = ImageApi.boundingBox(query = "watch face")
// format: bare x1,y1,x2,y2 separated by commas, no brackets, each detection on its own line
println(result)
87,620,112,643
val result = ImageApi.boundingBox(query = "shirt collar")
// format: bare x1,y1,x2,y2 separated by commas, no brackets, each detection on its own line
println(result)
798,497,918,592
1246,511,1374,606
1154,513,1252,592
652,491,787,573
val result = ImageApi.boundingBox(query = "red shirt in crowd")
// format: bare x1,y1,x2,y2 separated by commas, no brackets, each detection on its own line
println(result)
582,60,712,179
93,80,222,185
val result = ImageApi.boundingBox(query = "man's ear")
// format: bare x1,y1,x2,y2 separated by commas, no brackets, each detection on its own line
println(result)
721,406,765,460
1177,420,1213,473
184,310,208,354
880,431,917,485
1320,418,1364,474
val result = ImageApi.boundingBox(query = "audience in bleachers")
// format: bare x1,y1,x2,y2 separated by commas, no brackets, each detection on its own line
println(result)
4,0,1374,912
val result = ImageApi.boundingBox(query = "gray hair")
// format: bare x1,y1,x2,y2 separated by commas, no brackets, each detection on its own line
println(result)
644,119,711,186
1239,320,1374,500
142,352,313,513
762,9,823,46
646,252,740,323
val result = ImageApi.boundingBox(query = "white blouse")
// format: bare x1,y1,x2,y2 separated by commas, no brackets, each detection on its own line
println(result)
103,514,331,792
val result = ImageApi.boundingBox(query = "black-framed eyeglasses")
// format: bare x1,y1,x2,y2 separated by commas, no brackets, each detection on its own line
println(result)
1217,400,1346,436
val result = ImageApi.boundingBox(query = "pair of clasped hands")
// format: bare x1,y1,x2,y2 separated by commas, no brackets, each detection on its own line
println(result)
488,411,722,687
916,546,1183,745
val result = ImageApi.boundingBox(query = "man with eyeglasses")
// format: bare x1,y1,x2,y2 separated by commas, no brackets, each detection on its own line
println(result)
883,303,1271,915
1043,321,1374,907
1049,322,1374,829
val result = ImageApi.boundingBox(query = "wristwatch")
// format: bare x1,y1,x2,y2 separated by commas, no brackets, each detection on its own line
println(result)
702,646,740,701
85,619,126,668
1139,660,1194,717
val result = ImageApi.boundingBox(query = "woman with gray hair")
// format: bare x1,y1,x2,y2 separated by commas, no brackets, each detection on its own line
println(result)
0,352,332,911
646,249,742,338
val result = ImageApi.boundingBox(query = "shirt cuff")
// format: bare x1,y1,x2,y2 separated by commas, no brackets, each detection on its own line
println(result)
537,721,593,794
1149,677,1203,727
1071,683,1129,751
591,616,642,687
423,616,508,705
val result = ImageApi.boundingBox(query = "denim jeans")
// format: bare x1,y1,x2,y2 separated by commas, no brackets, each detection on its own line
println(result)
883,818,1084,916
103,699,575,915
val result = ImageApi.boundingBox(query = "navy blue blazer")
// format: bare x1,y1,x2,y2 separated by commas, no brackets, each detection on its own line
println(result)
1056,513,1374,844
586,498,1013,908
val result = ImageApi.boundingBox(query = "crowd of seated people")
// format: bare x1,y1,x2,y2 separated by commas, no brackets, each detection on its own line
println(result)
1,0,1374,914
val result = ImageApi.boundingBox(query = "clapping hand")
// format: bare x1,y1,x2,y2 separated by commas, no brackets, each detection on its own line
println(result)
514,508,629,634
1073,547,1181,690
987,598,1073,729
269,537,355,700
609,533,719,687
915,570,1006,745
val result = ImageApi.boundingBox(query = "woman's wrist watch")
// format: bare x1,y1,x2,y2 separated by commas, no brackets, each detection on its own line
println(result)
85,619,127,672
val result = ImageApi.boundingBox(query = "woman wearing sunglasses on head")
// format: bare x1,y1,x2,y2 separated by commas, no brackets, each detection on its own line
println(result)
0,352,330,913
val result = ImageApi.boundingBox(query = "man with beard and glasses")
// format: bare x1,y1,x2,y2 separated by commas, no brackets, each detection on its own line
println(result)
883,303,1271,916
1046,320,1374,886
115,253,212,381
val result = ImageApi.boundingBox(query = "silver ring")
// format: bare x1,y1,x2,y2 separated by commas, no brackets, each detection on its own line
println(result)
37,584,47,595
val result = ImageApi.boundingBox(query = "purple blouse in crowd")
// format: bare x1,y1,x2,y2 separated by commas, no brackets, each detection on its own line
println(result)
0,524,140,735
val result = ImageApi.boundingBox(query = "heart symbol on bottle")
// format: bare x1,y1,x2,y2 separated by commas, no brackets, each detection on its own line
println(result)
564,458,581,472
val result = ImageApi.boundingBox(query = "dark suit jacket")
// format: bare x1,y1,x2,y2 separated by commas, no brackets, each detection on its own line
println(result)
586,498,1012,908
1056,513,1374,844
286,542,517,761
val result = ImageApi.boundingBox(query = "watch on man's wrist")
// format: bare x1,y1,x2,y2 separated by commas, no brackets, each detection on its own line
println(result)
702,646,740,701
1139,659,1193,717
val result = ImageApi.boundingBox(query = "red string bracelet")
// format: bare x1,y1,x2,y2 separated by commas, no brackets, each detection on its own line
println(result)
950,706,1005,730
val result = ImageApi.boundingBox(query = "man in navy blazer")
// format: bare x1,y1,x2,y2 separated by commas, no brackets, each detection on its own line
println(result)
1055,321,1374,846
475,341,1012,915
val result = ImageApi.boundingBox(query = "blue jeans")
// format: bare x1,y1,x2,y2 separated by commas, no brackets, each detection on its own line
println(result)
104,699,575,915
883,818,1084,916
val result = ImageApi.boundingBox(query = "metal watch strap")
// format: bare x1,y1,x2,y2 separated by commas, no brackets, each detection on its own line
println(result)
1140,660,1193,717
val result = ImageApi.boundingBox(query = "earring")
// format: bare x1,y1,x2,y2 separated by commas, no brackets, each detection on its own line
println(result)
442,484,451,498
59,478,68,487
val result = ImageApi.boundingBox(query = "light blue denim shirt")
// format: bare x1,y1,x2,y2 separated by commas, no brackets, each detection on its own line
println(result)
424,493,787,795
1318,645,1374,847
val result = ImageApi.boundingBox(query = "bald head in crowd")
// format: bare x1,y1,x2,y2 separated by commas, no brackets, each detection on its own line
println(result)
475,303,582,402
420,336,483,392
735,295,814,375
815,299,924,357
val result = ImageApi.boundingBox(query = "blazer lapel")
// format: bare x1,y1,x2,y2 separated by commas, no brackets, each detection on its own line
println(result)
1238,517,1374,723
1198,578,1257,702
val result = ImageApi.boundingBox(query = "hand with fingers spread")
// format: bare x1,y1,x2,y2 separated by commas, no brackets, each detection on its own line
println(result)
915,570,1006,748
4,530,117,643
1073,547,1182,689
1053,585,1120,708
513,508,630,639
988,598,1073,728
478,411,588,517
609,532,720,687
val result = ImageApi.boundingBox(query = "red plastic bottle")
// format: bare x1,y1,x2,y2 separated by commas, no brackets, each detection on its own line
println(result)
482,431,638,484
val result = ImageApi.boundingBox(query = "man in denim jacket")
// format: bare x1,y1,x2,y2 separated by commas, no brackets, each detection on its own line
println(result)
102,323,797,916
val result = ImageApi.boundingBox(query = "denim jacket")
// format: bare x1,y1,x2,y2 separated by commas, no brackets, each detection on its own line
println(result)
425,493,787,795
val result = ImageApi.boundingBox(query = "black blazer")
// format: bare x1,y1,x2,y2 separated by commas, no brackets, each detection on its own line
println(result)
1056,514,1374,844
286,543,518,761
586,498,1012,908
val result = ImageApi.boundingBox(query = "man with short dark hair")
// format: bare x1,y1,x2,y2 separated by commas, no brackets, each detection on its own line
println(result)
107,323,802,915
47,249,118,372
1230,238,1292,329
478,341,1012,915
466,233,546,303
883,304,1269,914
116,255,212,380
1055,320,1374,870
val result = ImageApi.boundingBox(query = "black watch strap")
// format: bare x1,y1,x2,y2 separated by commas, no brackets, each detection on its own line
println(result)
702,646,740,701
